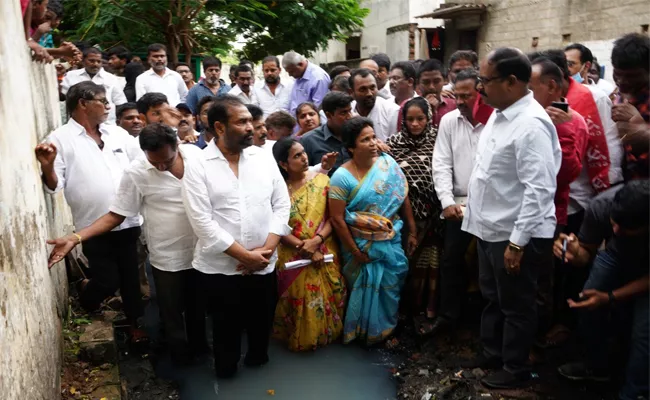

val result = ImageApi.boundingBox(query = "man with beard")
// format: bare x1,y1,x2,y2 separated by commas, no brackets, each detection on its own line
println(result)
176,103,200,143
116,102,144,137
255,56,292,117
349,68,400,141
229,65,257,105
135,43,188,107
62,47,127,123
429,68,486,337
181,95,291,379
461,48,561,388
186,56,230,114
388,61,417,106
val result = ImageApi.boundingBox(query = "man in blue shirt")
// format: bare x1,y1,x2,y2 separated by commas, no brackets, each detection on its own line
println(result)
282,51,330,117
186,56,231,114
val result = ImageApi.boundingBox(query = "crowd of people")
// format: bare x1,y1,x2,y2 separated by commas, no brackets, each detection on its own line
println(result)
23,1,649,396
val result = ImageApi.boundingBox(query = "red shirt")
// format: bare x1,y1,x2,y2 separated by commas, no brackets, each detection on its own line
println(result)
396,96,457,130
554,110,588,225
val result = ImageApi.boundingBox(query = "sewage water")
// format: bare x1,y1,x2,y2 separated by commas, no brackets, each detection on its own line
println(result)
142,265,399,400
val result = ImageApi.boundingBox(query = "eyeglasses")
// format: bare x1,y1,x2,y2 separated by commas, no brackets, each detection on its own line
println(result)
85,98,110,106
477,75,505,85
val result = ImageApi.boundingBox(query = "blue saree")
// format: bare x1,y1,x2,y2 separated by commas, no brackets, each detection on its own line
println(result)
329,154,409,345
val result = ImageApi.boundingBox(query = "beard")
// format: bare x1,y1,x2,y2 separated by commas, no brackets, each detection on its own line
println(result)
360,97,376,110
206,77,219,85
265,75,280,84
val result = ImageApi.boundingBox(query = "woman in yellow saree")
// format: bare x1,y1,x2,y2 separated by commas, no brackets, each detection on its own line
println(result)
271,138,347,351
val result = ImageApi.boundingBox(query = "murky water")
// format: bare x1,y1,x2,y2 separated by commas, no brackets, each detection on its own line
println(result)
143,264,398,400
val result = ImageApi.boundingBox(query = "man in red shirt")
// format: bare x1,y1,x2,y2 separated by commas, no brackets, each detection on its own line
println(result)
529,57,588,343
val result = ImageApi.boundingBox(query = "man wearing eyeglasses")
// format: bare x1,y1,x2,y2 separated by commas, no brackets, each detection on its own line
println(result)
34,81,148,344
460,48,561,389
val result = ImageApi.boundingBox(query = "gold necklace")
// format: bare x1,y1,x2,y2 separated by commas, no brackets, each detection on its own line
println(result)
352,160,364,181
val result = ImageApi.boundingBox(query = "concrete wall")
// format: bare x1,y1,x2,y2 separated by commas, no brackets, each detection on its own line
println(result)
310,40,347,66
387,29,412,62
359,0,410,58
445,0,650,71
0,1,72,399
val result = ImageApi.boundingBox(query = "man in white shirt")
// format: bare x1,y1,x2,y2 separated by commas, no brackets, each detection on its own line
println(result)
181,96,291,378
360,58,393,102
61,48,127,123
461,49,561,389
430,68,485,336
35,81,145,337
45,124,207,366
228,64,257,105
350,68,400,141
255,56,292,117
135,43,188,107
588,58,616,96
371,53,393,101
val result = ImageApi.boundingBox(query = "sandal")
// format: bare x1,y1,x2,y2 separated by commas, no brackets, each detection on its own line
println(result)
536,324,571,348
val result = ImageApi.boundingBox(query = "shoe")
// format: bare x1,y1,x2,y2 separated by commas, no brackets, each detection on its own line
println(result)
481,369,531,389
461,354,502,370
558,362,610,382
244,354,269,367
418,317,452,337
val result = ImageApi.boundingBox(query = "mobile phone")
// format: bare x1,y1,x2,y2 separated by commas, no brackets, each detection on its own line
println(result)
551,101,569,112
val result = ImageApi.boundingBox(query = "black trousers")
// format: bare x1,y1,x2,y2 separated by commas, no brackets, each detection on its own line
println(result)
80,227,143,323
438,220,474,322
151,267,207,362
478,238,553,374
201,272,277,375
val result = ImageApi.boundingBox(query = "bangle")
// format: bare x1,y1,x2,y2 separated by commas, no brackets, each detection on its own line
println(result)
508,242,523,252
316,233,325,243
73,233,82,244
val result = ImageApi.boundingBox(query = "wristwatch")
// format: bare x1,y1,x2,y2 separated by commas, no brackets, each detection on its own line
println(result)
508,242,523,252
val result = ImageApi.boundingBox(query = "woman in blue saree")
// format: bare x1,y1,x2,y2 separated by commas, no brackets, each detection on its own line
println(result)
328,117,418,346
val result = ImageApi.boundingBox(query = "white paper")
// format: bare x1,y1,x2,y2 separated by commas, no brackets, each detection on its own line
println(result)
284,254,334,270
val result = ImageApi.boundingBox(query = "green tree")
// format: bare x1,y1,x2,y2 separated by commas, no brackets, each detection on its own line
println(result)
60,0,368,64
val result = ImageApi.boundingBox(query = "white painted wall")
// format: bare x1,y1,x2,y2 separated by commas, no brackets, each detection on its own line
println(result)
310,40,347,65
386,30,411,62
359,0,410,58
582,39,616,82
0,1,72,399
408,0,444,28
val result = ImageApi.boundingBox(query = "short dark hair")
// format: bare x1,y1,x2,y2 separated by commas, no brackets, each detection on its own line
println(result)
82,47,102,59
234,64,252,78
272,137,300,179
239,59,254,67
417,59,445,81
265,110,296,131
175,62,190,70
47,0,63,18
107,46,131,62
531,58,564,85
124,62,145,84
207,95,246,129
488,47,532,83
197,95,217,116
262,56,280,68
246,104,264,121
612,33,650,72
136,92,168,114
296,102,318,118
391,61,417,83
611,180,650,230
448,50,479,70
329,65,350,81
349,68,375,90
321,91,353,114
116,102,138,120
147,43,167,55
342,117,374,150
454,68,479,85
565,43,594,64
329,75,351,92
203,56,222,70
529,49,570,80
66,81,105,115
371,53,391,70
401,97,430,126
139,123,178,152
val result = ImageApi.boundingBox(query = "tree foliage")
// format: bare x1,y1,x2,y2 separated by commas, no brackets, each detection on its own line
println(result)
60,0,368,64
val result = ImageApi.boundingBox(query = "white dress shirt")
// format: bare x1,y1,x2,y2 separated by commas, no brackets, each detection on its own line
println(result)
61,68,127,123
377,81,394,101
462,92,561,246
432,109,484,210
109,145,203,272
228,85,258,105
135,68,188,106
352,96,400,141
255,81,293,116
45,119,143,231
569,85,624,213
181,141,291,275
594,78,616,96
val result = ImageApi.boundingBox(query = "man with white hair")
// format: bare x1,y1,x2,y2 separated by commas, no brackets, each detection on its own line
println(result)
282,51,331,116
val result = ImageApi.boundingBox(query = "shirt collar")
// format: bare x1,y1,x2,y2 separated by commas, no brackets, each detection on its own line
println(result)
497,91,534,121
68,117,112,137
147,67,171,77
300,62,314,81
204,139,253,161
230,85,243,95
322,124,339,141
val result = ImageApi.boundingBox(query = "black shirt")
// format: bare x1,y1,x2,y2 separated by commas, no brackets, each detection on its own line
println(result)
300,124,350,176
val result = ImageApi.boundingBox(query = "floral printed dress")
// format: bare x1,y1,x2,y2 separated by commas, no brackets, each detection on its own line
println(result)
272,173,347,351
